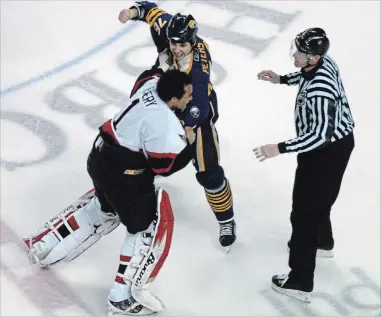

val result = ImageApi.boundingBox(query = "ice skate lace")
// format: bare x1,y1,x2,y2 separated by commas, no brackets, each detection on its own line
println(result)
220,222,234,236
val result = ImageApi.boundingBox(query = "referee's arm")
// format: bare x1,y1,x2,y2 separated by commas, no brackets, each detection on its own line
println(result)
280,71,301,85
278,96,336,153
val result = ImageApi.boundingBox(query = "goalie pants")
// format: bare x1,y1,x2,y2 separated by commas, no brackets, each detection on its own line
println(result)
87,134,157,234
288,132,355,289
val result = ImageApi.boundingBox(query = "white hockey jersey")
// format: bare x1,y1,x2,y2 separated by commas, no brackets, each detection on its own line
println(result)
98,69,190,176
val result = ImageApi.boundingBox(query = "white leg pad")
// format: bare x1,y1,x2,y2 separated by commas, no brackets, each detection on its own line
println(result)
107,187,174,314
23,189,120,266
132,188,174,312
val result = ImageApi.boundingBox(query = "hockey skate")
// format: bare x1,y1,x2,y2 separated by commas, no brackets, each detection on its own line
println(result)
219,219,236,253
271,274,312,303
107,297,156,316
287,240,334,258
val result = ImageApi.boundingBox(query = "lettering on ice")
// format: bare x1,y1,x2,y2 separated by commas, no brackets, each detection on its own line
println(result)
1,0,300,170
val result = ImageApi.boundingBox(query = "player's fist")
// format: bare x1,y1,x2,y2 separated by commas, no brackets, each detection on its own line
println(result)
257,70,280,84
158,49,171,72
185,127,196,145
118,9,137,23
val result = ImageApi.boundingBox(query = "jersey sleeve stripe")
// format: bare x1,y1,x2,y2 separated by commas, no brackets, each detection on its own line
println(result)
100,119,119,144
146,151,177,159
130,74,161,97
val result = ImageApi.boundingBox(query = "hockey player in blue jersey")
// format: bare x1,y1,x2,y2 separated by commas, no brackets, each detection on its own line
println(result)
119,1,236,250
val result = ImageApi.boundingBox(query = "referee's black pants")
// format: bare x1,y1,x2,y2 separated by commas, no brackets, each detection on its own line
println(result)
288,132,355,290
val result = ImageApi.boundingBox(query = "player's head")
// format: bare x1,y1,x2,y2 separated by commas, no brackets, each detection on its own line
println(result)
166,13,198,61
157,70,193,111
290,27,330,68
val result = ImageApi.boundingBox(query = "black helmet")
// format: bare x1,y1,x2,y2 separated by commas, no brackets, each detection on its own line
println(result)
295,27,330,56
166,13,198,46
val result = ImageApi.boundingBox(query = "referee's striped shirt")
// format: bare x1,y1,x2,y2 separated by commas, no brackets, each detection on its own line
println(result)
278,55,355,154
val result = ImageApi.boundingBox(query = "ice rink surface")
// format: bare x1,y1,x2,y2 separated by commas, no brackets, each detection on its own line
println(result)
1,1,380,316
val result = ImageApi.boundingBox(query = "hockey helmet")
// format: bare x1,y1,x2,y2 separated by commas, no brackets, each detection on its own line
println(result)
166,13,198,46
294,27,330,56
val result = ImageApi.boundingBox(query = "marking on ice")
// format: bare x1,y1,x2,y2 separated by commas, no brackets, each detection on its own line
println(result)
0,24,137,96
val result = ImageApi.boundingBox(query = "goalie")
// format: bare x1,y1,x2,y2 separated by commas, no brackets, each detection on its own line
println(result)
22,66,195,315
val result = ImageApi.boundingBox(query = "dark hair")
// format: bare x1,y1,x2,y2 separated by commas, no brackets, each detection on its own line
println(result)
157,70,192,102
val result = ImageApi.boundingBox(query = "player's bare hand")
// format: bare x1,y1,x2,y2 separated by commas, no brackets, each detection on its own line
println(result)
158,49,171,72
257,70,280,84
185,127,196,145
253,144,280,162
118,8,137,23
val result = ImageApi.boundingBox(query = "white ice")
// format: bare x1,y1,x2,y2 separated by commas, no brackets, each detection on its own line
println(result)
1,1,380,316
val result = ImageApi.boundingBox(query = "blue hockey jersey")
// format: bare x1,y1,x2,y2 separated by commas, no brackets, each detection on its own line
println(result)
130,1,217,127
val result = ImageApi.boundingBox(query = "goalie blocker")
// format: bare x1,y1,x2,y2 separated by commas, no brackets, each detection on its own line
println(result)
22,187,174,315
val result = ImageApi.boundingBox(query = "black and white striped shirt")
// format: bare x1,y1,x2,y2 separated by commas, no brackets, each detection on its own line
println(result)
278,55,355,154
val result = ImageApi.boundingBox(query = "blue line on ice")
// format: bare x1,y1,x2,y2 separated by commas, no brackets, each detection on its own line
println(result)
0,24,137,96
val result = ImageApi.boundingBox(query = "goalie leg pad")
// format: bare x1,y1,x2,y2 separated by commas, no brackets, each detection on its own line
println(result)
23,189,120,266
132,188,174,312
108,188,174,314
136,188,174,285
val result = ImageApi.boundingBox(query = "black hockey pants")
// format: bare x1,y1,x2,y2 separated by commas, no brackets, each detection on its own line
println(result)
87,133,157,234
288,132,355,289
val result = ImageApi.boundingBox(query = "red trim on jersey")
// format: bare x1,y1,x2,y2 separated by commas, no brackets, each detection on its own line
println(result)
146,151,178,174
152,165,174,174
101,119,119,144
146,151,177,159
130,74,161,97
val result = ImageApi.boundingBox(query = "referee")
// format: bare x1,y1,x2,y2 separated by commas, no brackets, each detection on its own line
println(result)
254,27,355,302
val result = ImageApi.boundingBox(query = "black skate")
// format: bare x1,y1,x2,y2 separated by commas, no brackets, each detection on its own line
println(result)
108,297,155,316
287,240,334,258
271,274,312,303
219,219,236,252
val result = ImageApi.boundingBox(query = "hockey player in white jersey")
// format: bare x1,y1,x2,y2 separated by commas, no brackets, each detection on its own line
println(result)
22,65,195,315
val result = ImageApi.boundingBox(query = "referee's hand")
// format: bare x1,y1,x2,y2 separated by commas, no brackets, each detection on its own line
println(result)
257,70,280,84
253,144,280,162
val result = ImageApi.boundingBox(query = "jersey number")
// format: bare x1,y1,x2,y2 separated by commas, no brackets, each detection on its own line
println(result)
153,18,167,35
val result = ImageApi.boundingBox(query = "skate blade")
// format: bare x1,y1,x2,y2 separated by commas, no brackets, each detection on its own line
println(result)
221,243,234,254
271,284,311,303
107,299,157,316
